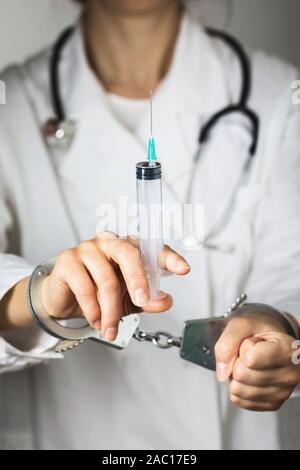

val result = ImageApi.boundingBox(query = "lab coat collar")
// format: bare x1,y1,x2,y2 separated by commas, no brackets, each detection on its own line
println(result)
59,22,104,120
60,11,230,120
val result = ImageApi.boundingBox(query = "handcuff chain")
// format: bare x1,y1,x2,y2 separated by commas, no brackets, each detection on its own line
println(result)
133,294,248,351
133,329,182,349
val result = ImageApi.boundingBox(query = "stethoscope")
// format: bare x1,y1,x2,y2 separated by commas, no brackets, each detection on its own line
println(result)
42,26,260,252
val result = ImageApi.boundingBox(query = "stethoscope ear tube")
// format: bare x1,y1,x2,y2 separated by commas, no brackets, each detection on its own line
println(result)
43,27,75,147
49,26,74,122
200,28,260,161
205,27,251,106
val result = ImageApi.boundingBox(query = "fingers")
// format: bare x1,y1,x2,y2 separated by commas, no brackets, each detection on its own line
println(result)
127,237,191,276
55,251,101,328
161,245,191,275
215,316,255,382
229,342,300,412
48,234,190,343
229,394,283,412
100,238,190,306
229,375,293,411
99,237,151,307
77,241,122,340
232,357,299,388
239,332,295,370
214,314,300,412
229,380,292,403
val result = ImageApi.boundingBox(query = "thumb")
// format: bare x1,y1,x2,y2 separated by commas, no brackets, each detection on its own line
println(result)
215,317,256,382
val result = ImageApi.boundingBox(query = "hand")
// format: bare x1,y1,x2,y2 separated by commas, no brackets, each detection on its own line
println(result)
214,306,300,411
42,232,190,341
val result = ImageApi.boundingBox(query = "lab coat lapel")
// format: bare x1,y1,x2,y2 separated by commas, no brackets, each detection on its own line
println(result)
13,73,77,261
59,105,145,206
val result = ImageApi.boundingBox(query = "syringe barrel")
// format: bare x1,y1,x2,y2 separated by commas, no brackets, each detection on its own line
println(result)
136,162,163,299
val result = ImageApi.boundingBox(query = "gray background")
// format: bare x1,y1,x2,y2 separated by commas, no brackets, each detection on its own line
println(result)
0,0,299,70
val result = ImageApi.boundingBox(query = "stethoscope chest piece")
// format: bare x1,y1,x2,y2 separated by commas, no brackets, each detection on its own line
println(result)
43,118,76,149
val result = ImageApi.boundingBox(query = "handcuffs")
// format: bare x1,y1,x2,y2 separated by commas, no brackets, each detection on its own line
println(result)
28,258,298,371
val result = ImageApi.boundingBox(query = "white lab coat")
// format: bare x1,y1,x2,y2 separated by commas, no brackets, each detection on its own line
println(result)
0,12,300,450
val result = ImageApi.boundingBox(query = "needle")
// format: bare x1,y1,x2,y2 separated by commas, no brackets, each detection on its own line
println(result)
147,90,157,166
150,89,153,136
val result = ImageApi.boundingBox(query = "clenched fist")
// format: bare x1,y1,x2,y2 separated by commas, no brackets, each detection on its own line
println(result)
215,306,300,411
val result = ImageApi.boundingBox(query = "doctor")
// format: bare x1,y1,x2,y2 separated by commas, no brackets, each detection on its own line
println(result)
0,0,300,450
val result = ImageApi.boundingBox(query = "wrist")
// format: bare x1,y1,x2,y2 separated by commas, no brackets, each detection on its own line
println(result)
233,303,298,339
0,277,35,331
282,313,300,339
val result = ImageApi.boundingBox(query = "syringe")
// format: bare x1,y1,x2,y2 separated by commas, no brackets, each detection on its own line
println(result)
136,94,163,299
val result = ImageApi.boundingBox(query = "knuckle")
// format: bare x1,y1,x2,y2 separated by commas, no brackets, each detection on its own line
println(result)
76,283,96,298
96,232,118,252
275,377,286,389
277,389,292,402
57,249,76,266
233,362,248,382
102,313,122,328
101,277,120,293
243,350,259,369
97,231,118,241
118,240,139,257
78,240,96,254
105,320,121,329
231,316,250,329
286,371,299,387
230,394,241,406
278,372,297,388
84,308,101,322
229,380,241,396
127,273,147,286
103,231,118,238
230,396,257,411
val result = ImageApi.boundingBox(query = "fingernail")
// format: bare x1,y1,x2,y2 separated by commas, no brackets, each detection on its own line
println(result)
216,362,229,382
134,288,149,307
94,320,102,330
176,261,191,273
104,327,118,342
